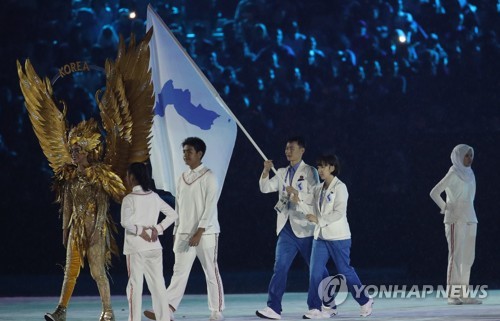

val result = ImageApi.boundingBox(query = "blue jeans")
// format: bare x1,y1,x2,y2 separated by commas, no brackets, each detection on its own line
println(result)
267,221,326,313
308,238,369,309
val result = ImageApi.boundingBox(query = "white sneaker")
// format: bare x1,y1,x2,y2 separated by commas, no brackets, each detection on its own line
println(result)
447,298,463,305
256,307,281,320
322,305,337,317
303,308,331,319
209,311,224,321
461,298,482,305
360,298,373,317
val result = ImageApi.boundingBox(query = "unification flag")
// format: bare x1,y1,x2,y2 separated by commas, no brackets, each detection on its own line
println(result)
146,6,237,197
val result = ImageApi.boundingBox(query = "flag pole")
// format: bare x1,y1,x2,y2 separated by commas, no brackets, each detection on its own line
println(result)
215,98,274,170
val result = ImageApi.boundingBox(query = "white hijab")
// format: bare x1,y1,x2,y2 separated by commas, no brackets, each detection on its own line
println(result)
449,144,474,183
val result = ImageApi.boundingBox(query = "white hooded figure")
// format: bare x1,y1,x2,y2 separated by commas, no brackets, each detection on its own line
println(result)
430,144,481,305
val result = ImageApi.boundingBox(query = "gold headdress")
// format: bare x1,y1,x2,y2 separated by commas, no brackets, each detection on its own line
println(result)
68,119,103,162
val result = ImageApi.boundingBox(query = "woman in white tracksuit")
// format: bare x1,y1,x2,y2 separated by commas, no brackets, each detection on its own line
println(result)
430,144,481,305
121,163,179,321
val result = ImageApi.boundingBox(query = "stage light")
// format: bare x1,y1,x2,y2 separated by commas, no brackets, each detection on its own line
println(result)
395,29,406,44
129,11,137,19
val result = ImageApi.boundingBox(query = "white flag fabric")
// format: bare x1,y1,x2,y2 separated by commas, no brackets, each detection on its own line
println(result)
146,6,237,197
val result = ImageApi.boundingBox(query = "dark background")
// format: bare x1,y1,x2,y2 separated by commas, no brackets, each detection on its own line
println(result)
0,0,499,296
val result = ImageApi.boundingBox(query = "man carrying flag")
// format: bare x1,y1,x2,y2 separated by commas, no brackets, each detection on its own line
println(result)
256,136,323,320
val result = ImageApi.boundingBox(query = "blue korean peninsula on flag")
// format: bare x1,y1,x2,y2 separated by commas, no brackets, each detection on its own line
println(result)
146,6,237,197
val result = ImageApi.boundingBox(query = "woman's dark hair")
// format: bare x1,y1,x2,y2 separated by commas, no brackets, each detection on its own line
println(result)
128,162,151,191
316,154,340,176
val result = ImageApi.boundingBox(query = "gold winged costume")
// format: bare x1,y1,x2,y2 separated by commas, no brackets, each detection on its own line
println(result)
17,29,154,321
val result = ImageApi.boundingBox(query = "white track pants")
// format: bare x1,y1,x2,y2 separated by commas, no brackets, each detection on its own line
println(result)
126,249,171,321
445,222,477,298
166,233,225,312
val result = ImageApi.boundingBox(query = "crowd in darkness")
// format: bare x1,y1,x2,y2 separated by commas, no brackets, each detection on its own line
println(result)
1,0,500,282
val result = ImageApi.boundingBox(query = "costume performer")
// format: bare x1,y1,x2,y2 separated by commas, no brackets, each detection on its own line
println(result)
430,144,481,305
17,29,155,321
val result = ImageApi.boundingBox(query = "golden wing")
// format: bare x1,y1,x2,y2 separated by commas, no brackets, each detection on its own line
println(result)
96,28,154,179
17,59,71,172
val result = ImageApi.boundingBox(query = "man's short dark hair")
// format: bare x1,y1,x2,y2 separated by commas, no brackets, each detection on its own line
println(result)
182,137,207,159
286,136,306,149
316,154,340,176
